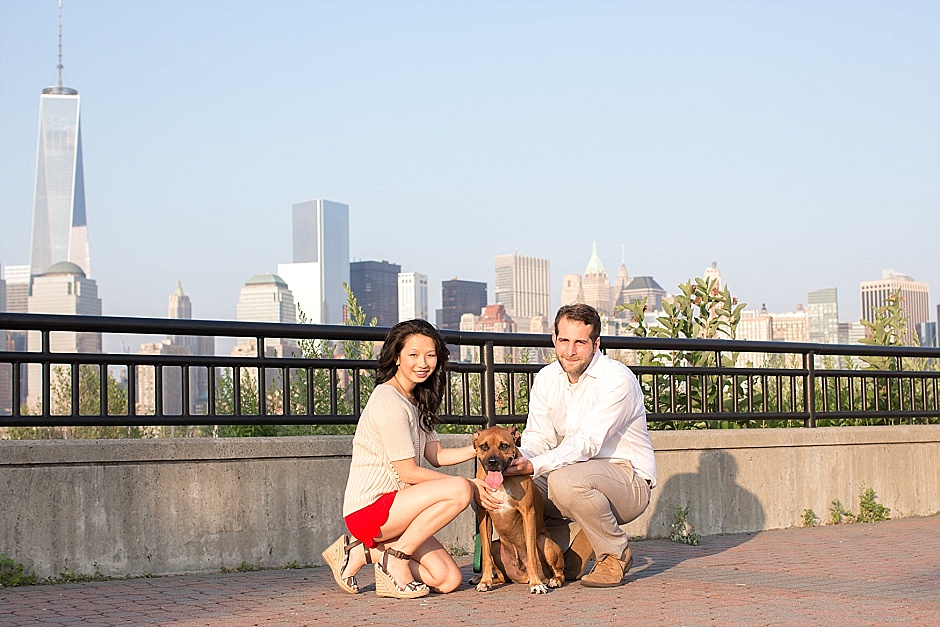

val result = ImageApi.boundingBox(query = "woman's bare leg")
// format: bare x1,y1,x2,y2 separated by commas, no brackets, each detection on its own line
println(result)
374,476,472,590
409,536,463,593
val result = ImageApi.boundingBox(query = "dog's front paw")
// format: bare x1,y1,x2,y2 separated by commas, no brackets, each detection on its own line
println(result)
529,583,550,594
548,576,563,588
476,581,494,592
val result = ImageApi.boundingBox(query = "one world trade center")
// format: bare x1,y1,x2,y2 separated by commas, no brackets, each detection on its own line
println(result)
28,2,90,278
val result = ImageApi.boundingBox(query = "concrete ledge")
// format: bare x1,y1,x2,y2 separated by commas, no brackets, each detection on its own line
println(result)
2,426,939,578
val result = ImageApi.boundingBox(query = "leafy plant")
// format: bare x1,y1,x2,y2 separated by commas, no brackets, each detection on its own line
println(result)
220,561,262,573
829,499,856,525
857,487,891,522
0,554,37,587
621,277,749,429
802,508,820,527
668,503,698,545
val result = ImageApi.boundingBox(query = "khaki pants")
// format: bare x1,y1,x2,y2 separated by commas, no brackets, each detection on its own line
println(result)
534,460,651,559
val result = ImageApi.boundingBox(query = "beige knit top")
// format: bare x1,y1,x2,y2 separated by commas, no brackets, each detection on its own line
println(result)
342,383,439,517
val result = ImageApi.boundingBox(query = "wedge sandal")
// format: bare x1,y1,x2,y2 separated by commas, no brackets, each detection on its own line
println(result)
374,547,429,599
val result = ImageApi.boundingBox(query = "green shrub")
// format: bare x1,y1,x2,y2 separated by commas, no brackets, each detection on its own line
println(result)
0,554,38,587
857,487,891,522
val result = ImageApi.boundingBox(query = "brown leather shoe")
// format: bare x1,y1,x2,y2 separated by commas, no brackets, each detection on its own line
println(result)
580,546,632,588
563,530,595,581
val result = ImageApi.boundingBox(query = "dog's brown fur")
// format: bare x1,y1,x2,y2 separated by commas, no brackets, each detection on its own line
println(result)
472,426,565,593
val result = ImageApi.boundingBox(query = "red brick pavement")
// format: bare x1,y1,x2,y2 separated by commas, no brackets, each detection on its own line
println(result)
1,516,938,626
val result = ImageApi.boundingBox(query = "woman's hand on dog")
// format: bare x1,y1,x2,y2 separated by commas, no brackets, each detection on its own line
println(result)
471,478,504,511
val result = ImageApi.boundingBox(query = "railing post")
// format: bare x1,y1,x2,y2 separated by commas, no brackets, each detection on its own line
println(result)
482,342,496,427
42,329,51,417
805,351,816,428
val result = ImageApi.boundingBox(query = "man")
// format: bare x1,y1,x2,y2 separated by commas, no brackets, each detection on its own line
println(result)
506,303,656,588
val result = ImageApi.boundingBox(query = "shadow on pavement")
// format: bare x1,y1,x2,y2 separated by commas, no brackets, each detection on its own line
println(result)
629,449,765,581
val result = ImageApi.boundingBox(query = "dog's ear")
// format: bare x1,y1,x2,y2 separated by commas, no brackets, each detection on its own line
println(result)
472,430,481,447
509,428,522,446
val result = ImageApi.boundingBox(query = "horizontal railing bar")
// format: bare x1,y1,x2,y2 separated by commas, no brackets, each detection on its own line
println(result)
4,312,940,358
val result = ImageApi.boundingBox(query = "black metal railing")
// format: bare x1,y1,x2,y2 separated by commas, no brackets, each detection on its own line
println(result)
2,312,939,429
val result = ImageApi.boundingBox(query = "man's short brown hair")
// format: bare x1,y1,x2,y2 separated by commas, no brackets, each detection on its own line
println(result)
554,304,602,342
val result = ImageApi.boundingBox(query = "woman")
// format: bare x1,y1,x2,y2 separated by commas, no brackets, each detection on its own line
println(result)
321,319,499,599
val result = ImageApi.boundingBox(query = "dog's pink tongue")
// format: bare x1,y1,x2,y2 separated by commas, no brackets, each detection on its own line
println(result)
485,471,504,490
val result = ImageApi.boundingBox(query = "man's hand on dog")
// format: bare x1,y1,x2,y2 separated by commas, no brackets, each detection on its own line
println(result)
504,456,534,476
471,478,504,511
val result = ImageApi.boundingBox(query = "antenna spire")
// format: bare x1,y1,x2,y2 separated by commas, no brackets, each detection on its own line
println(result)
56,0,64,88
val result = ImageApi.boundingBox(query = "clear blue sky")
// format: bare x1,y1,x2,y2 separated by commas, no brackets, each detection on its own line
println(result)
2,0,938,327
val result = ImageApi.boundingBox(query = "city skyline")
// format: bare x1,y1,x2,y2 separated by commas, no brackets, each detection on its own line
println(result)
1,2,938,326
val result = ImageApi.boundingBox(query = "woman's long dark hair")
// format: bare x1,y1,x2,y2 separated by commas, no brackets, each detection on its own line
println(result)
376,319,450,433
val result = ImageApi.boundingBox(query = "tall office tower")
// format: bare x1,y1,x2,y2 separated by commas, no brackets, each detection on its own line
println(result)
168,280,191,320
29,6,90,278
560,274,583,307
286,199,349,324
611,248,631,309
163,281,213,413
771,305,809,343
1,265,31,408
0,266,6,415
860,270,931,346
735,305,774,366
25,262,102,410
838,321,867,345
440,278,487,331
136,340,190,416
916,322,937,347
807,288,839,344
582,241,612,316
398,272,429,321
703,261,722,290
620,276,667,312
2,265,31,314
350,260,401,327
494,253,551,331
235,274,297,356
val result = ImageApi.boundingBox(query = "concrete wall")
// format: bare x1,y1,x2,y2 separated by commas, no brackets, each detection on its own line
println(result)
2,426,939,579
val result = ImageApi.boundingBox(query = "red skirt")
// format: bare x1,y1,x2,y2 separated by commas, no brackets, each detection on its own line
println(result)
344,491,397,548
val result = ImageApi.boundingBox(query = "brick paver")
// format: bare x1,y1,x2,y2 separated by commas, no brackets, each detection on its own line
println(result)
1,516,938,626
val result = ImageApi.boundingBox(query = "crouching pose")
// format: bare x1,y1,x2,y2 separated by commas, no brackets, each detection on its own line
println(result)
507,304,657,588
322,319,500,599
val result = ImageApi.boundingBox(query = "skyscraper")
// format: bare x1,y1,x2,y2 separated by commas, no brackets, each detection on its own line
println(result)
135,282,214,416
153,281,214,414
235,274,297,356
860,270,930,346
582,241,612,316
771,305,809,343
560,274,583,307
494,253,551,326
440,278,487,331
703,261,722,290
611,250,631,309
350,260,400,327
282,199,349,324
26,261,101,410
398,272,429,321
1,265,31,408
807,288,839,344
29,5,90,278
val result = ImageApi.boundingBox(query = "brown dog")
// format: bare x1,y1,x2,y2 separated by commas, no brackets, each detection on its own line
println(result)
472,426,565,594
